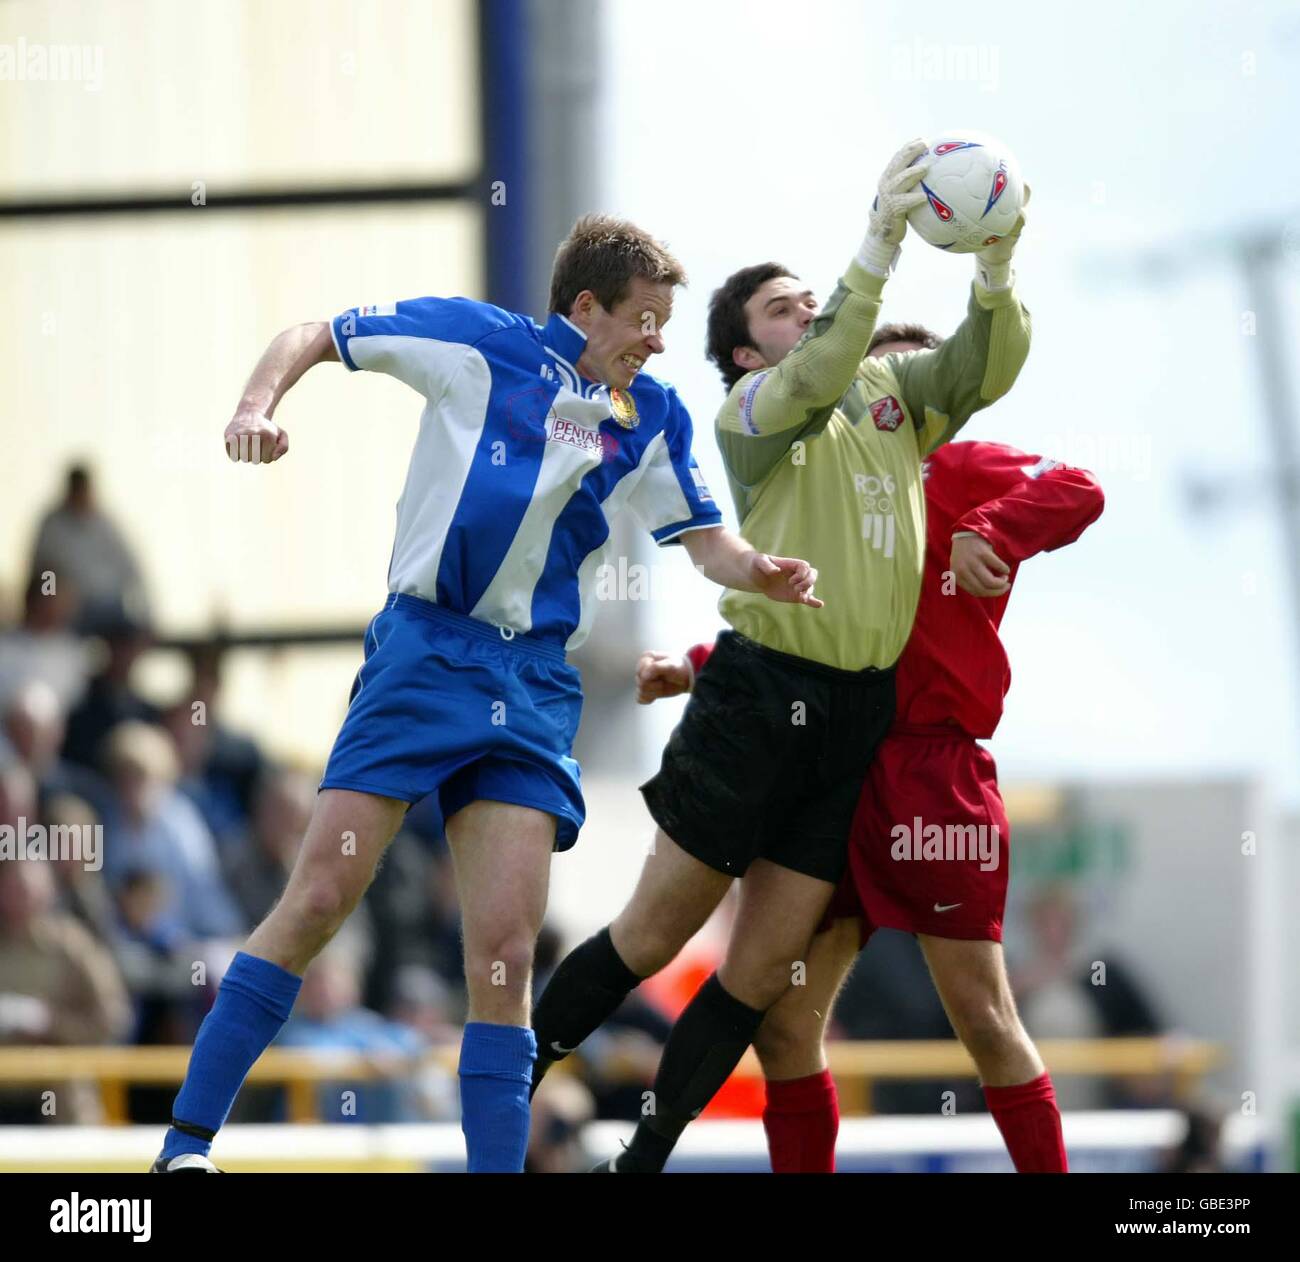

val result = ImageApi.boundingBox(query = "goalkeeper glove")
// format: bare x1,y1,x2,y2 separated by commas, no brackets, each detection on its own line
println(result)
974,183,1031,291
856,138,931,278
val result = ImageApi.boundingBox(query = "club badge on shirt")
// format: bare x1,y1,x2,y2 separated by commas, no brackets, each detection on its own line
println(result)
870,396,905,432
609,388,640,429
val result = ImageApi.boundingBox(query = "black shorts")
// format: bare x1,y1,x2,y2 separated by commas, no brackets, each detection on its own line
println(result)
640,631,896,884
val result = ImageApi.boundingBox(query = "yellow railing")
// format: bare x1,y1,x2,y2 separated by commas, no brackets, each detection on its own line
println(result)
0,1037,1223,1123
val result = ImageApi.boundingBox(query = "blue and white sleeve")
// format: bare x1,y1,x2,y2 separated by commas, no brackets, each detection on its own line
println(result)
331,296,500,400
627,390,724,545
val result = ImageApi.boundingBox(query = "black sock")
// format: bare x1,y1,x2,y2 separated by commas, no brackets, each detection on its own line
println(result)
530,926,642,1097
617,973,764,1173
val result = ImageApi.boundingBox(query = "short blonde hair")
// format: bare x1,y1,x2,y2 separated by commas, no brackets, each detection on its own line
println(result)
548,214,686,316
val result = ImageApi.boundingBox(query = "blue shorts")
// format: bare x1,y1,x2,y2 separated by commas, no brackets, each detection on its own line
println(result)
321,594,586,849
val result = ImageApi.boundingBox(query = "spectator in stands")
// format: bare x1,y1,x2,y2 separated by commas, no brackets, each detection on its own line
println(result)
275,934,447,1123
163,644,265,844
1164,1102,1228,1173
387,963,461,1050
62,614,159,772
527,1072,596,1173
99,721,243,942
360,828,463,1015
222,765,313,927
4,679,108,817
112,867,206,1044
0,574,89,714
0,758,38,838
29,464,149,636
0,858,132,1122
45,792,117,949
1012,882,1166,1110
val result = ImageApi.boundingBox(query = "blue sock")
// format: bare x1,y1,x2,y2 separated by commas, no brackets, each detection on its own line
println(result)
161,952,302,1160
458,1022,537,1173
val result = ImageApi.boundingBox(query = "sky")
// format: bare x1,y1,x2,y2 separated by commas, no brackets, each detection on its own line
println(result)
597,0,1300,808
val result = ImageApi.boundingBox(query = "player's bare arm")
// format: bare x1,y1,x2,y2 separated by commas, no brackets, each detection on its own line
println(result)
681,525,823,608
225,321,339,464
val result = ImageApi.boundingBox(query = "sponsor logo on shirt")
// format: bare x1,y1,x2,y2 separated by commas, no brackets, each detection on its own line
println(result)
507,386,622,461
546,411,621,462
548,413,605,454
862,512,896,557
869,395,905,432
358,301,397,317
854,471,897,558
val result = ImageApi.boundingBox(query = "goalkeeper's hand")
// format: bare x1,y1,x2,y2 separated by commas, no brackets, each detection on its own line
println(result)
857,138,931,278
974,183,1031,291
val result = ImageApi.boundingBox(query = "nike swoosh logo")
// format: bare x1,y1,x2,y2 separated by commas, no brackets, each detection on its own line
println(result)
551,1041,579,1056
933,902,963,913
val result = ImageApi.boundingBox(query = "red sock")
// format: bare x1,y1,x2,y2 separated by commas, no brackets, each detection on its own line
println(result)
983,1071,1068,1172
762,1070,839,1173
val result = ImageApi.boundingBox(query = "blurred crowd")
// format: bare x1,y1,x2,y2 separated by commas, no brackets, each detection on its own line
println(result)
0,465,476,1130
1,465,1212,1172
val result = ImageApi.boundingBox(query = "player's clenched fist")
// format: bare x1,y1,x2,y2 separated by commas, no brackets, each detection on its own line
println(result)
635,651,692,705
950,532,1010,598
225,408,289,464
751,553,824,607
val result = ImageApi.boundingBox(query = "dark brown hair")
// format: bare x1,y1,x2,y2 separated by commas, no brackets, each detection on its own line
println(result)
868,322,944,354
548,214,687,316
705,262,796,390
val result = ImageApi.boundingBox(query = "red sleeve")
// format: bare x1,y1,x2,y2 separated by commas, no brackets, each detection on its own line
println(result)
953,444,1105,564
685,642,715,680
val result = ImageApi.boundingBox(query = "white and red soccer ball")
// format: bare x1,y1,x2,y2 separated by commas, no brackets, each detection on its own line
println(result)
906,132,1025,254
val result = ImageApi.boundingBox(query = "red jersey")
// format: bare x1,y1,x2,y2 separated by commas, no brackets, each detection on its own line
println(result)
897,441,1103,737
686,441,1103,739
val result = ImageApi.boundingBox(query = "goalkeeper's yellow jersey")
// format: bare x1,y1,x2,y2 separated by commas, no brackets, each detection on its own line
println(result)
716,259,1031,671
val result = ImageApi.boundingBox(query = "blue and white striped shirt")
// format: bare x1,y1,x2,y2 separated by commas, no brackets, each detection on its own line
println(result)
331,297,721,650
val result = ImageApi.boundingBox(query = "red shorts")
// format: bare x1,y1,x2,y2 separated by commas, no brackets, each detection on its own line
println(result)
827,723,1009,944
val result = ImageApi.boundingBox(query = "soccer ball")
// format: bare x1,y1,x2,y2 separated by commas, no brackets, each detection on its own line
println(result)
906,132,1025,254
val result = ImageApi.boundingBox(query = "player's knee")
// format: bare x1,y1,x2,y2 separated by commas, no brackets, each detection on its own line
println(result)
748,968,797,1013
463,933,535,999
610,916,685,978
952,998,1018,1063
719,957,796,1013
293,875,361,940
753,1010,821,1078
